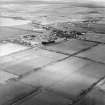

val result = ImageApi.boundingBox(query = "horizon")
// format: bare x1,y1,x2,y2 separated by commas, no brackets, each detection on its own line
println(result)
0,0,105,3
1,0,105,7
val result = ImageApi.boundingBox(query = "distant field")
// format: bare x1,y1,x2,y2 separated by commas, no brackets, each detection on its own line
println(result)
0,1,105,40
1,2,105,24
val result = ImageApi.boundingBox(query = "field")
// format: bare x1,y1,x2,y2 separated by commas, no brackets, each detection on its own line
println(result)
0,42,28,57
0,1,105,105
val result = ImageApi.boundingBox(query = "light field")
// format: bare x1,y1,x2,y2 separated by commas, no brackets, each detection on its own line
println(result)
0,42,28,57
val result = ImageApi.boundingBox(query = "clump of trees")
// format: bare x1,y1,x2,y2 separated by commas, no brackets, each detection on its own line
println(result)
42,22,86,42
51,29,86,40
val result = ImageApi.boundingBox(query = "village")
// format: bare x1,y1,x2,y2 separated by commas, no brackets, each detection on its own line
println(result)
5,21,88,48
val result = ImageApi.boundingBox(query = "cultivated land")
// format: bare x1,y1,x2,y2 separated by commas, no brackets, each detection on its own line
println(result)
0,1,105,105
